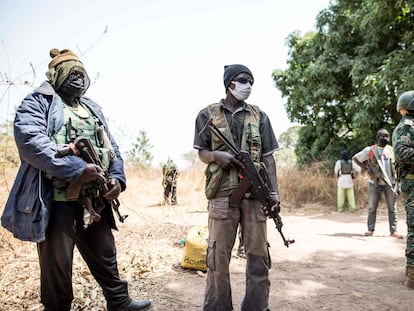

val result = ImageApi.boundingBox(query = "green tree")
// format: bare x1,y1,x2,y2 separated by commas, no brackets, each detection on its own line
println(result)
278,126,300,149
273,0,414,166
126,129,154,167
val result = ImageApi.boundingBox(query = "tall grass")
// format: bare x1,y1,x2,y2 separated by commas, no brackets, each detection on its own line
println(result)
0,162,382,218
123,162,372,211
277,164,369,209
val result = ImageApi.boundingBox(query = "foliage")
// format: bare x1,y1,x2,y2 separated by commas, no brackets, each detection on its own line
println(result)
273,0,414,165
125,129,154,168
275,126,299,168
275,148,296,169
278,126,300,149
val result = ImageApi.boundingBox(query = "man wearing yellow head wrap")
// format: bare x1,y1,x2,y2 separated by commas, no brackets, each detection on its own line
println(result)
1,49,151,311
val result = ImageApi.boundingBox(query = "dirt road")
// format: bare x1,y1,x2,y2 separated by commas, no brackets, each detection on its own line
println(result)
1,171,413,310
116,200,412,311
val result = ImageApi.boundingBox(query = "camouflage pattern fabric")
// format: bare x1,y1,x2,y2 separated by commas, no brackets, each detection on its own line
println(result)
393,116,414,265
162,160,178,205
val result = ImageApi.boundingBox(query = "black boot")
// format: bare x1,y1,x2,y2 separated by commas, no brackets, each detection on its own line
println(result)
121,299,152,310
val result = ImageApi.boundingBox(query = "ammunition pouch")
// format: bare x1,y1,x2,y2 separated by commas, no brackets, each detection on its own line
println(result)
204,163,228,200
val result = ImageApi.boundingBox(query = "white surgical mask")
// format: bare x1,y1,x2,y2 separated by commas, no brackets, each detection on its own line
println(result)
229,81,252,101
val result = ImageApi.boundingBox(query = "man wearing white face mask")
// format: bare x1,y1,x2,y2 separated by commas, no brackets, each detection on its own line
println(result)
193,64,280,311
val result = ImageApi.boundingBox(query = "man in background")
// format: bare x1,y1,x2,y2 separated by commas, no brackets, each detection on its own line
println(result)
353,129,399,237
334,149,361,212
162,158,179,205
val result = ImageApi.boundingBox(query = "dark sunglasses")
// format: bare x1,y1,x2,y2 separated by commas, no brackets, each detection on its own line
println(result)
233,77,254,85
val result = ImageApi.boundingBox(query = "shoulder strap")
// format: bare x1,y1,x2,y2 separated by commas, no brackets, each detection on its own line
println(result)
369,145,375,162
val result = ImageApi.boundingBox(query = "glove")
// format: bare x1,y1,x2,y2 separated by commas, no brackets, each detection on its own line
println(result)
104,178,122,200
78,163,105,184
213,151,244,169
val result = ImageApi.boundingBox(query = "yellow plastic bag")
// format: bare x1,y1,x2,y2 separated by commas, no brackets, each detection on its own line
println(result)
181,225,208,271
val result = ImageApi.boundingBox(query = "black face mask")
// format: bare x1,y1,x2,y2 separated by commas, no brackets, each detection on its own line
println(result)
378,138,389,147
58,72,86,98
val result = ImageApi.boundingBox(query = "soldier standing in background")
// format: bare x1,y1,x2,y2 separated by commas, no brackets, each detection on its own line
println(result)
162,159,179,205
393,90,414,289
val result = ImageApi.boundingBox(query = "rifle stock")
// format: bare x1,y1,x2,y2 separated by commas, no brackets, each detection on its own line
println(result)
207,120,295,247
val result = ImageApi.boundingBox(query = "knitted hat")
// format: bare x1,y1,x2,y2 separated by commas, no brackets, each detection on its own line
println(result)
48,48,82,69
223,64,253,91
46,48,87,90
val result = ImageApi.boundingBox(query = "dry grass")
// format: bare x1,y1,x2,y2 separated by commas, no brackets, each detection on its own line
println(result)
0,163,390,310
278,164,370,210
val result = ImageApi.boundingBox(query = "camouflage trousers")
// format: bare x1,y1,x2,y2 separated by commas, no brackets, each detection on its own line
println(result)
401,179,414,265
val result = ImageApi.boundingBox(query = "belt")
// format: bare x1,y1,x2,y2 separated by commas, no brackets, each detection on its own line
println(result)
405,174,414,180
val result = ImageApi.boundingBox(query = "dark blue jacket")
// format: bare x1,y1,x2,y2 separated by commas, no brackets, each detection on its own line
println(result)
1,81,126,242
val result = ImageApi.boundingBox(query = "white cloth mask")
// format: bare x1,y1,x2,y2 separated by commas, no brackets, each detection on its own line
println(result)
229,81,252,101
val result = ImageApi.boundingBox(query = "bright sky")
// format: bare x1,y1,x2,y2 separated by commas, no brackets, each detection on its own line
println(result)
0,0,331,168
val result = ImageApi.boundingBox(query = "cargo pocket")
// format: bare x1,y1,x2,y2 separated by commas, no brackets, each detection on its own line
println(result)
255,202,268,222
208,197,230,220
205,163,224,200
206,238,216,270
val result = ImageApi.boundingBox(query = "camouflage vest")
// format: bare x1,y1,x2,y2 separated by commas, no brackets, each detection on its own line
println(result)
204,103,262,199
163,161,178,186
51,98,114,201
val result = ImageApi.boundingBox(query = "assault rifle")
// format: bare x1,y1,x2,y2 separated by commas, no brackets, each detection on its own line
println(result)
206,120,295,247
57,136,128,223
357,159,398,196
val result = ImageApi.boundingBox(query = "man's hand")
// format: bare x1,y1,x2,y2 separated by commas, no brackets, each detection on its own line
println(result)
104,178,122,200
213,151,244,169
262,193,280,216
78,163,106,184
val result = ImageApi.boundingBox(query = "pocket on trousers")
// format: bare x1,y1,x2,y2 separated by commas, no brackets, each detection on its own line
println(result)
208,197,229,220
255,202,268,222
206,238,216,271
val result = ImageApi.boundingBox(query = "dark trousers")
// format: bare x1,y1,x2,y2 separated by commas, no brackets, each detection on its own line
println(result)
367,183,398,233
37,201,131,311
164,184,177,204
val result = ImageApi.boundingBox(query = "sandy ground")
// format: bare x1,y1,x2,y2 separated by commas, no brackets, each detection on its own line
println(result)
113,200,412,311
1,170,412,311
